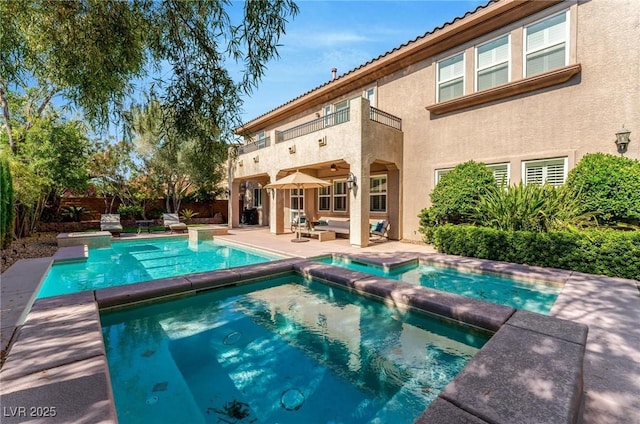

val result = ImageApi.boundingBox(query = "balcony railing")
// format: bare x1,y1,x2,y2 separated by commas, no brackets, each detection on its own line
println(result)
370,106,402,130
239,136,270,154
276,108,350,143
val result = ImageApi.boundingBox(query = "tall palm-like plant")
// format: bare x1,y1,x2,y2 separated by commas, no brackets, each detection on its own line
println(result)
475,182,596,232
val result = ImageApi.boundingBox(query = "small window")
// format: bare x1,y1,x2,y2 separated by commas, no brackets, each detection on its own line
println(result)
253,188,262,208
435,168,453,184
363,88,376,108
487,163,510,187
257,132,266,149
523,158,567,187
476,35,510,91
333,180,347,212
525,11,568,77
318,186,331,211
335,100,349,124
370,175,387,213
437,52,465,102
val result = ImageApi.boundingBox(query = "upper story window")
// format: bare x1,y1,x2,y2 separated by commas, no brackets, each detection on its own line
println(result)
437,52,465,102
476,35,510,91
523,157,567,187
257,132,266,149
524,10,568,77
363,88,376,107
370,175,387,213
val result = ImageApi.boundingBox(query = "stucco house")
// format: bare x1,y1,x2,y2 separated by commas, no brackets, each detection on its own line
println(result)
229,0,639,247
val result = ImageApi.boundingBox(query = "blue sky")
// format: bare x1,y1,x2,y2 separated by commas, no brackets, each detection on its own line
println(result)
234,0,488,124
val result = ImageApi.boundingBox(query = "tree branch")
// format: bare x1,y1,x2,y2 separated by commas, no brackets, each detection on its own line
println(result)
0,85,15,154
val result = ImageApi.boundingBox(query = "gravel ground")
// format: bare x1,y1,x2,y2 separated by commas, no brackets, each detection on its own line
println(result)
1,232,58,274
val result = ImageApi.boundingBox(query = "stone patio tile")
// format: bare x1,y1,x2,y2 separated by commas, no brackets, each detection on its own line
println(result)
0,356,116,424
95,277,192,308
420,253,573,285
52,245,88,263
441,324,584,424
507,310,588,346
334,252,419,270
30,291,96,312
350,276,403,299
1,302,104,381
293,261,370,286
415,397,489,424
235,258,303,281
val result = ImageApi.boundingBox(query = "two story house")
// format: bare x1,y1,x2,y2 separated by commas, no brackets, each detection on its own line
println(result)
229,0,639,247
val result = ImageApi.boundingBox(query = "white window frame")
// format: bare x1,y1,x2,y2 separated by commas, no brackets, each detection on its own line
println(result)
318,186,331,212
522,157,568,187
436,52,465,102
475,34,510,91
257,131,266,149
333,180,347,212
253,188,262,208
435,168,453,184
487,163,510,187
290,188,305,221
369,175,387,213
524,10,569,78
363,87,376,108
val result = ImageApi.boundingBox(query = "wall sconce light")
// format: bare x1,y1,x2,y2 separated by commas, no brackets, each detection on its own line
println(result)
266,187,274,197
346,172,357,191
615,126,631,155
318,136,327,146
330,163,337,172
238,160,243,167
288,145,296,154
253,156,259,163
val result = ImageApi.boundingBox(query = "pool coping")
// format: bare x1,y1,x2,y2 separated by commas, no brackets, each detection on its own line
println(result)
0,255,587,424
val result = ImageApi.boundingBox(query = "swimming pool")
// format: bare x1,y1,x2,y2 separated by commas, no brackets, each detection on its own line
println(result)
101,274,489,424
39,238,282,299
317,257,561,314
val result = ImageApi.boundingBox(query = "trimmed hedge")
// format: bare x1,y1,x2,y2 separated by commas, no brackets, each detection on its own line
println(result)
432,224,640,280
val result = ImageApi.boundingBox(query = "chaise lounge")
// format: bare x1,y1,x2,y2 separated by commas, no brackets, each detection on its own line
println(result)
100,214,123,237
162,213,188,233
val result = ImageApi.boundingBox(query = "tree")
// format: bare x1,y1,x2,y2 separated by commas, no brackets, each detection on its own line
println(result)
127,98,226,213
0,156,14,248
1,0,299,155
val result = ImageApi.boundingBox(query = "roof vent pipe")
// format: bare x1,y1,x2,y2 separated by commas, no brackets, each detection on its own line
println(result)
331,68,337,80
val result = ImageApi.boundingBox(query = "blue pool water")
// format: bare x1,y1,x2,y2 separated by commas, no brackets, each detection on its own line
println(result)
38,238,281,299
317,258,561,314
101,275,489,424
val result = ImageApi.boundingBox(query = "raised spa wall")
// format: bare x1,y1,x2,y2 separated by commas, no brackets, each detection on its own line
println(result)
0,254,586,424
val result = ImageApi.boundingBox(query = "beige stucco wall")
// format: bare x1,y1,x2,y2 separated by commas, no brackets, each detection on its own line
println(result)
376,0,640,241
233,0,639,243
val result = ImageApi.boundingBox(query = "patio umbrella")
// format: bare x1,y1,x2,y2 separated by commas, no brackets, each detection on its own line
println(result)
264,170,331,242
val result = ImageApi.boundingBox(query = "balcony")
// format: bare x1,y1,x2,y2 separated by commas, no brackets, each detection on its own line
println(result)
238,136,271,154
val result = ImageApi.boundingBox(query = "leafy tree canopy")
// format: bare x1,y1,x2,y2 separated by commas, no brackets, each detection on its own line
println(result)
1,0,299,151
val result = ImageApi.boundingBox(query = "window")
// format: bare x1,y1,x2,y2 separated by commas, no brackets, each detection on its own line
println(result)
487,163,510,187
525,11,568,77
435,168,453,184
253,188,262,208
333,180,347,212
437,52,465,102
476,35,510,91
257,132,266,149
523,158,567,187
290,188,304,220
370,175,387,213
363,88,376,107
335,100,349,124
318,186,331,211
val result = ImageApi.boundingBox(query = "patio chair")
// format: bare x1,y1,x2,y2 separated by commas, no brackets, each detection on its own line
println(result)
162,213,187,233
370,220,390,240
291,215,309,233
100,214,123,237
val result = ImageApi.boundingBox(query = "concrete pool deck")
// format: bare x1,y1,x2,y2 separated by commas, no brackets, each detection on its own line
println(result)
1,227,639,423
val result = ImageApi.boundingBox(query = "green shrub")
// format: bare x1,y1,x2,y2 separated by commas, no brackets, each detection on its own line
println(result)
117,204,143,219
565,153,640,225
475,182,596,232
429,160,497,225
0,157,14,248
432,225,640,280
60,205,92,222
179,208,199,221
